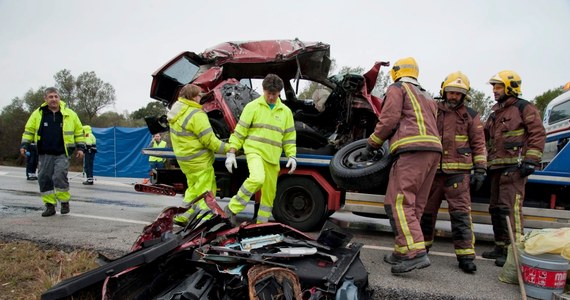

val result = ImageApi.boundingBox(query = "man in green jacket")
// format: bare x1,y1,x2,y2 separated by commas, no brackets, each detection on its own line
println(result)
224,74,297,225
20,87,85,216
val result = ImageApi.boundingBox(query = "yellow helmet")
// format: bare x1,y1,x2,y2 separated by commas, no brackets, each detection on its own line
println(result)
488,70,522,97
390,57,419,82
440,71,470,97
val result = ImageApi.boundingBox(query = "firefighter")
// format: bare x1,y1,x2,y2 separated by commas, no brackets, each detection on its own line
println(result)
363,57,442,274
82,125,97,185
224,74,297,225
482,70,546,266
420,71,486,273
167,84,229,226
20,87,85,216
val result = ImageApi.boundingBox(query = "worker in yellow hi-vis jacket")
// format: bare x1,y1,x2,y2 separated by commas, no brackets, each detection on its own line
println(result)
224,74,297,225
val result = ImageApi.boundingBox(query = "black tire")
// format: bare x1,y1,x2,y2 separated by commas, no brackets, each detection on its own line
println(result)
273,176,327,231
209,118,230,139
329,139,392,191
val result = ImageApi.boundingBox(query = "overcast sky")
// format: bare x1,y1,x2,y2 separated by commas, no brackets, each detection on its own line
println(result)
0,0,568,114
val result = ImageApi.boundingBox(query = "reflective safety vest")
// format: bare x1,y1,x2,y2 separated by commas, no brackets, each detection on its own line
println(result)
167,97,228,166
21,101,85,157
229,96,296,164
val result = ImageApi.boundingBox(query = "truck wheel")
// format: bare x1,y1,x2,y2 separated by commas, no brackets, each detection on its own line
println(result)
273,176,326,231
329,139,392,191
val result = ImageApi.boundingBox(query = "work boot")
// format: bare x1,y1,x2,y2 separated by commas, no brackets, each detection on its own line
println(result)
495,255,507,267
383,253,404,265
482,246,505,259
42,204,56,217
458,257,477,273
60,202,70,214
224,205,238,227
173,215,188,227
391,253,431,274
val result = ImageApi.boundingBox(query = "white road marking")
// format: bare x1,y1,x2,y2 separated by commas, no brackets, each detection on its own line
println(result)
69,213,149,225
363,244,491,260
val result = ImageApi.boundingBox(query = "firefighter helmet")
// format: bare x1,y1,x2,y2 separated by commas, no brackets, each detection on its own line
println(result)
390,57,419,82
488,70,522,97
440,71,470,97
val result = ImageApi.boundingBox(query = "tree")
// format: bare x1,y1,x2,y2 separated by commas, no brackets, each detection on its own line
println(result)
54,69,77,109
533,87,564,117
371,70,392,98
468,88,493,121
130,101,168,121
0,99,27,162
21,87,46,113
74,71,116,123
93,111,130,127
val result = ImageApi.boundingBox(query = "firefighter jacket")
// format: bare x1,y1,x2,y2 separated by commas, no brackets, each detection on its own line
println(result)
229,96,296,165
21,100,85,157
437,101,487,173
83,125,97,153
484,96,546,170
167,97,228,167
368,81,442,155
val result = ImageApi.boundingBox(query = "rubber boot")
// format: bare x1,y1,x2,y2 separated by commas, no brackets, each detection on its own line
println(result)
458,257,477,273
391,253,431,274
42,204,56,217
61,202,70,214
173,215,189,227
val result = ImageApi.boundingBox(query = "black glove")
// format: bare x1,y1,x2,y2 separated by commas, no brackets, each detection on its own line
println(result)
519,162,536,177
470,169,486,192
360,144,376,161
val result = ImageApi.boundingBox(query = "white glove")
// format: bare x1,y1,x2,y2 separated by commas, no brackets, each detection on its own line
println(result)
225,152,237,173
286,157,297,174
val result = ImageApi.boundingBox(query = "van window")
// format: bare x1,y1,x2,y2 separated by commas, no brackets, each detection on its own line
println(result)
549,100,570,124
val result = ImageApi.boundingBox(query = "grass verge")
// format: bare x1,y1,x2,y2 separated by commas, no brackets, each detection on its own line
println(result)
0,240,99,300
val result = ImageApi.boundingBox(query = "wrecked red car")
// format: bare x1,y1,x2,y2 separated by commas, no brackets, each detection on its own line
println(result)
149,39,386,152
142,39,392,231
41,192,371,299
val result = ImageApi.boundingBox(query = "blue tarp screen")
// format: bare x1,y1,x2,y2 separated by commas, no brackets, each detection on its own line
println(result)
92,127,151,178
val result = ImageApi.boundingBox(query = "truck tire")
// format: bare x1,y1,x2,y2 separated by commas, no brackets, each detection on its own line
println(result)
329,139,392,191
273,176,327,231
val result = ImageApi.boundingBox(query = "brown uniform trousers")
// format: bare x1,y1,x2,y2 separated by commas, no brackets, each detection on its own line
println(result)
422,174,475,258
386,151,440,259
489,168,527,245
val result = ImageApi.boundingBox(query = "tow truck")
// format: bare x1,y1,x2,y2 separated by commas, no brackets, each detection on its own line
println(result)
137,39,570,231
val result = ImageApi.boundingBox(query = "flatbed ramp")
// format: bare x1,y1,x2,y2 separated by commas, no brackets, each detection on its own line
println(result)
344,192,570,229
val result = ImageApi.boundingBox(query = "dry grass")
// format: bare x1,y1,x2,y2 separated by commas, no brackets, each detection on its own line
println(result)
0,240,99,300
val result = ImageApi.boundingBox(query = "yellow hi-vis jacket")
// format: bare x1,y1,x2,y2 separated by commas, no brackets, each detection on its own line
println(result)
229,96,296,164
82,125,97,149
21,101,85,157
167,97,228,167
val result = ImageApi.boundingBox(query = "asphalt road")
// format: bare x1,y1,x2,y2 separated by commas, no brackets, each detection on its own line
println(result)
0,165,522,299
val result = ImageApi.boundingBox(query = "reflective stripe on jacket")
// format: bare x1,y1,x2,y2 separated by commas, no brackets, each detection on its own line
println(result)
437,101,487,173
484,97,546,169
229,96,296,164
167,97,228,166
21,101,85,157
368,81,442,155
